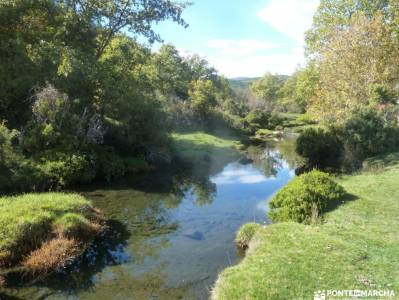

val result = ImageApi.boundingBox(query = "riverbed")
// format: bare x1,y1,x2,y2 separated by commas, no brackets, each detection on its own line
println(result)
3,138,300,300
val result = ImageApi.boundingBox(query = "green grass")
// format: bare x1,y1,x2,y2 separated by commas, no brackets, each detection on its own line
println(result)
235,223,263,250
212,153,399,299
0,193,94,265
172,132,242,165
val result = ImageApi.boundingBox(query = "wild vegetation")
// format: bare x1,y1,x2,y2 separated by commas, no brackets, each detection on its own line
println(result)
0,193,102,286
213,0,399,299
1,0,399,297
213,152,399,299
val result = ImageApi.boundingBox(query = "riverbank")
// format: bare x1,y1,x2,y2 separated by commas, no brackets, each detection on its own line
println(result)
0,193,103,287
172,132,243,171
212,152,399,299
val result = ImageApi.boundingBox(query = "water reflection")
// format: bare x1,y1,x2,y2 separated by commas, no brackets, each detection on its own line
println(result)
1,137,301,300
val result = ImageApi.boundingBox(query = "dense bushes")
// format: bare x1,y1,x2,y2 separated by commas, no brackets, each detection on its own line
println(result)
269,170,345,223
341,107,399,165
296,127,343,168
296,108,399,171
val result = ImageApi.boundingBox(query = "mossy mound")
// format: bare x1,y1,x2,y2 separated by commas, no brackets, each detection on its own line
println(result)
0,192,103,285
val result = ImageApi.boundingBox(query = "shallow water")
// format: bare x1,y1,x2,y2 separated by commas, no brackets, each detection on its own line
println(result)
2,138,300,300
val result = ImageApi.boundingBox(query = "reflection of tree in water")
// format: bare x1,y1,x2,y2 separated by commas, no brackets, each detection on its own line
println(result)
246,146,282,177
246,137,301,177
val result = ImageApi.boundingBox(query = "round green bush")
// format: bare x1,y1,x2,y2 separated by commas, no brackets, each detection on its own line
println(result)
235,223,262,250
268,170,345,223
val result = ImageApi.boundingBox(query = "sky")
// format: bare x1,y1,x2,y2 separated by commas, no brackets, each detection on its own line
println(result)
153,0,320,78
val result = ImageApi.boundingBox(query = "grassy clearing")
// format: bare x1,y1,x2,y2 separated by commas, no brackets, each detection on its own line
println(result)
212,153,399,300
172,132,242,166
0,193,102,285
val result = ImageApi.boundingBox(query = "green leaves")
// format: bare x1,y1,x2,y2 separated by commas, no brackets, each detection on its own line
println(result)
269,170,345,223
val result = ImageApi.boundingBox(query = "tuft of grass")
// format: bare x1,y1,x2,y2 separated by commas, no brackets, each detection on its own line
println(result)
212,153,399,299
0,193,93,264
54,213,102,239
0,192,102,279
235,223,262,250
22,237,79,273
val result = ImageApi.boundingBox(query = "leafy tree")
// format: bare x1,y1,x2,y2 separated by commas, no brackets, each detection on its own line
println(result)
308,13,399,123
151,44,191,98
251,73,286,107
97,36,169,154
305,0,395,55
189,80,218,121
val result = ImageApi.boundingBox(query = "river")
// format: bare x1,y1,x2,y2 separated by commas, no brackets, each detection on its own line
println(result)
3,137,301,300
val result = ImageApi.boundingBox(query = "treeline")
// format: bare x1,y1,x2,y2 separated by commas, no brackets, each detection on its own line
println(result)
245,0,399,170
0,0,247,192
295,0,399,170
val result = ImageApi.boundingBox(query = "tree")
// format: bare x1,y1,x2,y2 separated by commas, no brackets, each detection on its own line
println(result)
305,0,396,56
0,0,189,127
55,0,189,58
250,73,287,110
151,44,191,98
278,63,319,112
309,13,399,123
189,80,217,121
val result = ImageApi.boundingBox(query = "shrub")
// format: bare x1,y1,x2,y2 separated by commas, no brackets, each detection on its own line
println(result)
38,153,96,188
341,108,399,162
269,170,345,223
296,127,343,168
267,112,284,129
244,110,271,132
235,223,262,250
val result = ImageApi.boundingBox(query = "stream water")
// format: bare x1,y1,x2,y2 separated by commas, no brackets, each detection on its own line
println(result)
3,137,301,300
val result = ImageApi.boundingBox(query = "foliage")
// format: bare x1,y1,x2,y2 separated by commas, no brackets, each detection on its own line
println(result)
269,170,345,223
307,6,399,123
306,0,397,55
213,153,399,300
251,73,286,104
23,85,103,153
235,223,262,250
296,127,343,168
340,108,399,166
0,0,192,192
189,79,218,121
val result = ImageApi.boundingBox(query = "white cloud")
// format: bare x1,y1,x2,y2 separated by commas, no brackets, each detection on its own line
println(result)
211,163,273,185
206,39,281,56
258,0,319,44
207,46,305,78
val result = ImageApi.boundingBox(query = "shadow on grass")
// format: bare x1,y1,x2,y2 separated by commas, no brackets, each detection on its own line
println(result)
363,152,399,171
324,193,359,214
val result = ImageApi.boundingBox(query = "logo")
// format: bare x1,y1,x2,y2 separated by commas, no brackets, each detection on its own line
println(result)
314,290,326,300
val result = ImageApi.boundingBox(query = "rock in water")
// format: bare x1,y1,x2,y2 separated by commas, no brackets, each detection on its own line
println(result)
183,231,204,240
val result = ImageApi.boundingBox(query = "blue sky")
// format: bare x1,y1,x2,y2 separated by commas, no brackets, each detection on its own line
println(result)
152,0,319,78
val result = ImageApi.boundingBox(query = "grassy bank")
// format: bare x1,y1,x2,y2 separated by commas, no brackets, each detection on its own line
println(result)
0,193,103,286
172,132,242,167
212,153,399,299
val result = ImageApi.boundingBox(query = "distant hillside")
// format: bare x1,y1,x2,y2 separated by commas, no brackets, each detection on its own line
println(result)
228,77,260,91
